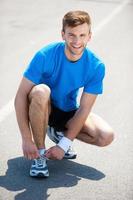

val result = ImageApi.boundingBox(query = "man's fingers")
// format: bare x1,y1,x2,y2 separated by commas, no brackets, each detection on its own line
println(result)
45,151,51,158
45,148,51,155
23,151,40,160
45,148,53,159
33,151,40,159
23,151,29,159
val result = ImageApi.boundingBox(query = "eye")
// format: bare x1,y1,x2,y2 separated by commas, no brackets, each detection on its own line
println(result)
80,34,85,38
69,33,74,37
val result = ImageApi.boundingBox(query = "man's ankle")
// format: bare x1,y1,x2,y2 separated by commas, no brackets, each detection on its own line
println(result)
38,148,46,155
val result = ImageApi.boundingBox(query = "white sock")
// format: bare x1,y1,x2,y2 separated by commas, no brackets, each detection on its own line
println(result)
38,148,45,156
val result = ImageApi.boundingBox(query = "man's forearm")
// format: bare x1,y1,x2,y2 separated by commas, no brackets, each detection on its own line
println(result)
65,93,97,141
14,94,32,141
65,107,90,140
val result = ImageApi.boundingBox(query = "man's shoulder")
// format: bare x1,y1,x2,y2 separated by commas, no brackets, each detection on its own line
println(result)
84,47,105,71
85,47,103,63
39,42,64,55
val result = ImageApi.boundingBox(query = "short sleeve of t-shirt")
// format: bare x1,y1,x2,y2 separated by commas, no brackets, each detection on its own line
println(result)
84,63,105,94
23,51,45,84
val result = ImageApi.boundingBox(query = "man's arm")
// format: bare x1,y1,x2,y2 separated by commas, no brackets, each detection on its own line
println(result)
65,92,97,140
14,77,39,159
45,92,97,160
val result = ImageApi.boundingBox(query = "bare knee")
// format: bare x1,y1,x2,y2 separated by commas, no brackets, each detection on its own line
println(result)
29,84,51,107
97,130,115,147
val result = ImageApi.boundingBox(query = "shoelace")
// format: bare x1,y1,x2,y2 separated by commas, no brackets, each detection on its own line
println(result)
67,146,73,153
36,155,46,166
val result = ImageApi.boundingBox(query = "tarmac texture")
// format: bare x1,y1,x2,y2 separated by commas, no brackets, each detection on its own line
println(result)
0,0,133,200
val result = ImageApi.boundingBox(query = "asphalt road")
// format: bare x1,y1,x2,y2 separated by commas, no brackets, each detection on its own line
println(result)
0,0,133,200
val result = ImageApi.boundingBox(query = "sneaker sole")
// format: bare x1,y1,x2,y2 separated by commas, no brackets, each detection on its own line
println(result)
63,154,77,159
30,172,49,178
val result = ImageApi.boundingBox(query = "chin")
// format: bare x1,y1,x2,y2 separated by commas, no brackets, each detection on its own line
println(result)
73,49,84,56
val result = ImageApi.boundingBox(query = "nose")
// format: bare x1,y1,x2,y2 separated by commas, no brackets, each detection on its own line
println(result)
73,36,81,45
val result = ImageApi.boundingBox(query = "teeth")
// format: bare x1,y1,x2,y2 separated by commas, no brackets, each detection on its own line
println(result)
72,46,81,49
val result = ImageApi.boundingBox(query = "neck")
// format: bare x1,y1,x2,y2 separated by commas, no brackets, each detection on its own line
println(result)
65,47,83,62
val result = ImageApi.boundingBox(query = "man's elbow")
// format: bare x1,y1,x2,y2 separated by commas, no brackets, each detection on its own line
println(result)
14,91,23,110
14,92,19,111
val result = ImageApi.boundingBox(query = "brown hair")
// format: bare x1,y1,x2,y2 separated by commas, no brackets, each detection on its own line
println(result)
62,10,91,32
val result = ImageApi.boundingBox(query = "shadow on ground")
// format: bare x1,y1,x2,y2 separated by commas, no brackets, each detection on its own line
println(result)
0,157,105,200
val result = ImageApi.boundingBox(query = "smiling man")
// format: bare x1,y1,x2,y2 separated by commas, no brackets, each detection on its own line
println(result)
62,20,91,61
15,10,114,178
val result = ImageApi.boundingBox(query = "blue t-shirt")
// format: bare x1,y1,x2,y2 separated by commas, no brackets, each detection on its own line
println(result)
24,42,105,111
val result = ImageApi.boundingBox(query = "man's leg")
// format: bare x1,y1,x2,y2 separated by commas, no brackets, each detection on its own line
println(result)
76,113,114,147
28,84,51,177
28,84,51,149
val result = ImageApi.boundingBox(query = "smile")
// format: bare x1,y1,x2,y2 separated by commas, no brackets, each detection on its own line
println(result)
71,45,82,49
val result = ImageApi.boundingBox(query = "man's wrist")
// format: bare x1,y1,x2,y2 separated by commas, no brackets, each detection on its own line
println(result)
57,136,73,153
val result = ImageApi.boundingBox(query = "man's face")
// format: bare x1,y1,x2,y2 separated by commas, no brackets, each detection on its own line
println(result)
62,23,91,61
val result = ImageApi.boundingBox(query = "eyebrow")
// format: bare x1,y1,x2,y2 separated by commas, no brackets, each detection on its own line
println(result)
68,32,86,36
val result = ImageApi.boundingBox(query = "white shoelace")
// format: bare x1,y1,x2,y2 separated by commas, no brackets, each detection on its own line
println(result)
36,155,46,166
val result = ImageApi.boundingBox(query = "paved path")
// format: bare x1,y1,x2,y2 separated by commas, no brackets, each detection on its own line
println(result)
0,0,133,199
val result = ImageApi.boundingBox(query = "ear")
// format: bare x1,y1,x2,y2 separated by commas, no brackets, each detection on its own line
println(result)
61,30,65,40
88,32,92,42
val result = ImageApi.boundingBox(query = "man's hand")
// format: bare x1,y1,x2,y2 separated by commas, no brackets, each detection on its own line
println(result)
22,139,40,160
45,145,65,160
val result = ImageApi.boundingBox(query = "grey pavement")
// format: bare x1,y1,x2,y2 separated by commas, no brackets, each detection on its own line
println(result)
0,0,133,200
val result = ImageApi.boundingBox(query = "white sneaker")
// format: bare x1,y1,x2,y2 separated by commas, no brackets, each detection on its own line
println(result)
47,126,64,143
63,146,77,159
47,126,77,159
30,149,49,178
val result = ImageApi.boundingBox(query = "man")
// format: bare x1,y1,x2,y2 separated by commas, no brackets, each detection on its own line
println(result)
15,10,114,178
